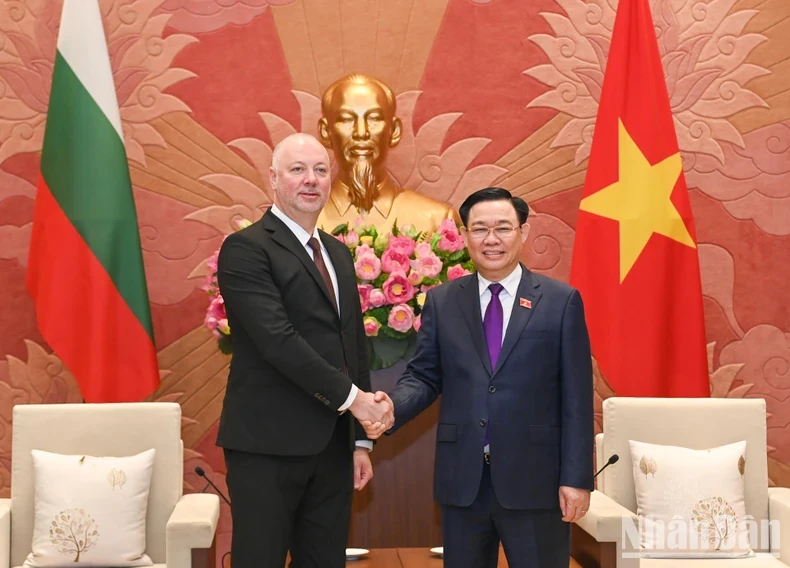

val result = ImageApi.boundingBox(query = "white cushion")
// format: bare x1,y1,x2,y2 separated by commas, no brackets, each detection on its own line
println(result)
23,449,156,567
629,439,752,558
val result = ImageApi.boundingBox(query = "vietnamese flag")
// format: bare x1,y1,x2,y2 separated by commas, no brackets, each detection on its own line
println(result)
26,0,159,402
569,0,708,397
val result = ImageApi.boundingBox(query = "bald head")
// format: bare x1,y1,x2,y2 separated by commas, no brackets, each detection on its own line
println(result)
269,133,331,231
271,133,330,171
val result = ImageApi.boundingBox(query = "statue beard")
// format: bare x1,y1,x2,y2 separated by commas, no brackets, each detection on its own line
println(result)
348,158,378,213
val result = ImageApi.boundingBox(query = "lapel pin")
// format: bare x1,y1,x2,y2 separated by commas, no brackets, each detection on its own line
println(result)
519,298,532,310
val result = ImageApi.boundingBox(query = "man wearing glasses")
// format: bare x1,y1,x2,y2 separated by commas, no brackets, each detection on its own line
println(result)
373,187,594,568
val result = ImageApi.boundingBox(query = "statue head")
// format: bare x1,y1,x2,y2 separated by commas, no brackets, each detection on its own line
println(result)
318,74,403,211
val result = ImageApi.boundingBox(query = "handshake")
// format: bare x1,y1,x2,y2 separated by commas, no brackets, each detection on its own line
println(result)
349,391,394,439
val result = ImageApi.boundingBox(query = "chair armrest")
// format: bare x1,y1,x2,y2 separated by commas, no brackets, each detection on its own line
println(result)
577,491,637,542
0,499,9,568
768,487,790,562
575,492,641,568
166,494,220,568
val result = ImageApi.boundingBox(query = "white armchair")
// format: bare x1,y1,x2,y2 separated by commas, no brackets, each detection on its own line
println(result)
1,402,220,568
572,397,790,568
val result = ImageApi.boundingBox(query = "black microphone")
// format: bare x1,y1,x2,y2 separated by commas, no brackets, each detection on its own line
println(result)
195,466,231,506
593,454,619,480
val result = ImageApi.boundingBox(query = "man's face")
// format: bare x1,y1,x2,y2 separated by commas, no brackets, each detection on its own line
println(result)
462,199,527,281
269,137,331,218
322,82,398,176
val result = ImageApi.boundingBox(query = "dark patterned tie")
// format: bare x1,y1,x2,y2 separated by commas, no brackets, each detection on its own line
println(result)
307,237,338,313
483,283,504,448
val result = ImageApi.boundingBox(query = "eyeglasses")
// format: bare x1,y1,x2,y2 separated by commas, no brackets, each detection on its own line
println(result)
466,226,520,240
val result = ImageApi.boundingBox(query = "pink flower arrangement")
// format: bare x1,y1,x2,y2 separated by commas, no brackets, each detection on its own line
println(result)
204,217,475,368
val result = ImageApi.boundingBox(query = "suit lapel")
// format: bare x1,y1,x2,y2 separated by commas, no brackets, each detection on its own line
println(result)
264,210,339,318
458,274,493,376
493,266,542,375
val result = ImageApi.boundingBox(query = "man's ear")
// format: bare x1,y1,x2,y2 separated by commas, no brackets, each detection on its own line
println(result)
269,167,277,194
390,117,402,148
318,117,332,149
521,222,531,243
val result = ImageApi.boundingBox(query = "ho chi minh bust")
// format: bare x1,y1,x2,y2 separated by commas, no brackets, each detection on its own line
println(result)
316,73,460,235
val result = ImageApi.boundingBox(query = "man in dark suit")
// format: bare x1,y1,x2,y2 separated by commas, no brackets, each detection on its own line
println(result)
377,187,594,567
216,133,394,568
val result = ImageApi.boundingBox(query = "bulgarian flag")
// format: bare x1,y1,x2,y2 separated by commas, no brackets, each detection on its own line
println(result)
26,0,159,402
569,0,709,397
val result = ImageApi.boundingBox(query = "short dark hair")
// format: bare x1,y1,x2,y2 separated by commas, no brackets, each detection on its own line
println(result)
458,187,530,227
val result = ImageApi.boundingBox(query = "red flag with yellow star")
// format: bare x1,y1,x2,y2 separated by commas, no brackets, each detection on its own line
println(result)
569,0,709,397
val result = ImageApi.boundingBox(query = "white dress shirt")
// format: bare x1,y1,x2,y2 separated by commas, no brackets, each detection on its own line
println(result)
477,264,523,344
269,206,370,451
477,264,522,454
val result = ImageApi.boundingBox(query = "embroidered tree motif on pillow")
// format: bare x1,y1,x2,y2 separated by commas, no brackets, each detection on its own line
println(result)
49,509,99,562
692,497,737,551
639,455,657,478
108,468,127,490
738,455,745,476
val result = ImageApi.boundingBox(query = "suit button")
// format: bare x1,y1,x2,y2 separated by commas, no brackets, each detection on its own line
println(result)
489,386,496,393
479,419,487,427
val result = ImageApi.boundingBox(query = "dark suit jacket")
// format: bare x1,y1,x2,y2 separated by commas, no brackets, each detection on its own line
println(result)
389,265,594,509
215,208,371,456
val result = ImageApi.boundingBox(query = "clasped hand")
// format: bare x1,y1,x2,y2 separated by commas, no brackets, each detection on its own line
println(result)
349,391,394,439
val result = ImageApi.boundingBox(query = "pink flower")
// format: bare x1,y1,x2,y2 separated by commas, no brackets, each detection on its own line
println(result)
345,230,360,247
358,284,373,313
369,288,387,308
355,244,374,259
411,253,442,279
207,252,219,273
388,235,416,257
438,231,465,253
439,218,460,235
413,314,422,332
363,316,381,336
447,264,472,281
382,272,416,305
388,304,415,333
381,248,410,274
408,270,424,286
437,219,466,252
335,233,346,244
414,242,433,259
355,254,382,281
421,283,439,293
207,295,226,319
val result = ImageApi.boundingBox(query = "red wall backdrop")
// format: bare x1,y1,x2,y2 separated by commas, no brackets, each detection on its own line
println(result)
2,0,790,561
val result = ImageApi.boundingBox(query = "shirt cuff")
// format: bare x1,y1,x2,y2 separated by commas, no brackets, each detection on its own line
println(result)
355,441,373,451
337,383,358,412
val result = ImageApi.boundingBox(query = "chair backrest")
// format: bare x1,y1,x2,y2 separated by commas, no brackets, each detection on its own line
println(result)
600,397,769,539
11,403,183,566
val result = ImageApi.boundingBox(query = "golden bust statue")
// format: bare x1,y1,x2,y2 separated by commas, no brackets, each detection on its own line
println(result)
317,74,460,234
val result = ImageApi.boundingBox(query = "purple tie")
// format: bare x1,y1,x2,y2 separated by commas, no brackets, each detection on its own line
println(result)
483,283,503,448
484,283,504,369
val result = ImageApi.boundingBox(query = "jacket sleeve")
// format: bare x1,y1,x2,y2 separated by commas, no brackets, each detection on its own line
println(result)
558,289,595,490
387,289,443,433
217,232,353,411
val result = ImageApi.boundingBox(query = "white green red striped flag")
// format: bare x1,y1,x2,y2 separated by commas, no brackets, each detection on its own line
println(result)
26,0,159,402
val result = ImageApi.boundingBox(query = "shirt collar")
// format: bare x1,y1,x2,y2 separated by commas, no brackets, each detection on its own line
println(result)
477,264,523,298
329,176,400,218
270,204,321,248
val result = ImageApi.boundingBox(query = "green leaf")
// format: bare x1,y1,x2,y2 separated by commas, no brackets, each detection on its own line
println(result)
391,219,400,236
367,307,389,323
217,335,233,355
366,334,413,370
330,223,348,236
448,250,466,262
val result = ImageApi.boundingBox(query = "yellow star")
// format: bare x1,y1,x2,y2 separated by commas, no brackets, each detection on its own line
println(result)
580,119,696,283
